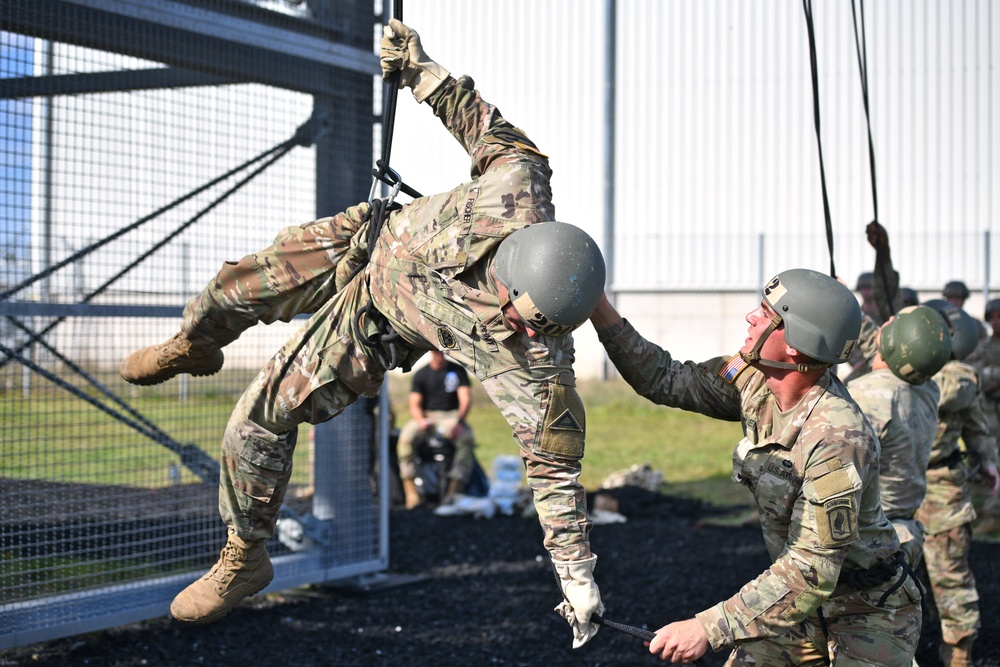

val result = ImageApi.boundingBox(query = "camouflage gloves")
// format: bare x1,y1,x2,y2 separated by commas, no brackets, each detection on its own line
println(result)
379,18,450,103
553,555,605,649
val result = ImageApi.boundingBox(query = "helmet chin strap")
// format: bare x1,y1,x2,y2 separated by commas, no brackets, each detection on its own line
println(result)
739,314,831,373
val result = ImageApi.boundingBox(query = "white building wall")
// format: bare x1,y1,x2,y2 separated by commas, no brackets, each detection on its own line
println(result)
23,2,999,377
391,1,999,376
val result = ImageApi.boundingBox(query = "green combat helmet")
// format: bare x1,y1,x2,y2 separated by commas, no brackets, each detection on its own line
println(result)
743,268,863,371
922,299,979,361
878,305,952,383
493,222,606,337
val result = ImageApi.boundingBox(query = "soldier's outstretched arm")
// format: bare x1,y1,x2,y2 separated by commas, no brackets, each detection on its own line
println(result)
379,19,545,179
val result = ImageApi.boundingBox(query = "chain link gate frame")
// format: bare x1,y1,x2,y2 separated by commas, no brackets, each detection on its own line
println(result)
1,0,392,648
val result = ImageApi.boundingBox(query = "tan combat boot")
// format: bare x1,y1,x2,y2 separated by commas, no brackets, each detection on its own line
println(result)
119,332,224,386
402,479,422,509
170,533,273,624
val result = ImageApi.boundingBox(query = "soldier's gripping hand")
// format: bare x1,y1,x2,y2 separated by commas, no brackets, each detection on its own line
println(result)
553,555,605,649
866,220,890,252
379,18,450,103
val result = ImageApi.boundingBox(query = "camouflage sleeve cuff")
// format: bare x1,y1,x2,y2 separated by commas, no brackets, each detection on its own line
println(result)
595,318,628,343
695,604,734,652
424,74,460,108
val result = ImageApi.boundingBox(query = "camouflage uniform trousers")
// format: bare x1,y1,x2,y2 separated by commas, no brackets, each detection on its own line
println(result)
218,273,413,541
975,398,1000,523
178,205,368,349
917,464,982,646
922,524,980,645
167,205,411,541
396,410,475,483
725,576,921,666
891,516,925,571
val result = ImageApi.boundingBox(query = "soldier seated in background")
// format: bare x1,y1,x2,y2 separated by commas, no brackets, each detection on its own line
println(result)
397,351,476,508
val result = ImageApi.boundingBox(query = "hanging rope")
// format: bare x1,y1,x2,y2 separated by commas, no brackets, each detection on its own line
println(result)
350,0,421,372
850,0,895,317
548,560,707,665
801,0,838,279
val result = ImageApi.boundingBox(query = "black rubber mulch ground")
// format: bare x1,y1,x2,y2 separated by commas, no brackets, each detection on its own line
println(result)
3,486,1000,666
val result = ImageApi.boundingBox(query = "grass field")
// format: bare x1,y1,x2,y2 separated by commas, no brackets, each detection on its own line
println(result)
2,374,751,510
385,374,753,510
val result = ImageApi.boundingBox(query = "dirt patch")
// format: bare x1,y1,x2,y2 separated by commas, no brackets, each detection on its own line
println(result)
2,487,1000,666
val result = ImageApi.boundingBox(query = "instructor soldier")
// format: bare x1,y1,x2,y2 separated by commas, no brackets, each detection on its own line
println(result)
591,269,921,665
120,20,607,647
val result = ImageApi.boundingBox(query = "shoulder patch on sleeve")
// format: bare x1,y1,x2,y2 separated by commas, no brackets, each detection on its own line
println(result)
804,459,863,547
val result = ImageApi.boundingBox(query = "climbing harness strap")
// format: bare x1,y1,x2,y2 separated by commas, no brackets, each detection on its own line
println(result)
348,1,422,372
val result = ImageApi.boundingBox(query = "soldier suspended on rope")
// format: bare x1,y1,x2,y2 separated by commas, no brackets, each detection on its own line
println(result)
117,19,609,649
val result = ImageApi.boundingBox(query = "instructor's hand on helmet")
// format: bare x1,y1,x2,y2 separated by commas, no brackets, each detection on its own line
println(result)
553,555,605,649
379,18,450,103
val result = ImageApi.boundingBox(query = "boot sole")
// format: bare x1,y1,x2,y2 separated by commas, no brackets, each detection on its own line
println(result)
121,349,225,386
122,365,223,387
171,569,274,625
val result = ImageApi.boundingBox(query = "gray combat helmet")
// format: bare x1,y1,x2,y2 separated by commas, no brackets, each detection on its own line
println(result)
745,268,862,370
943,280,970,300
493,222,606,337
985,298,1000,320
922,299,979,361
878,305,952,383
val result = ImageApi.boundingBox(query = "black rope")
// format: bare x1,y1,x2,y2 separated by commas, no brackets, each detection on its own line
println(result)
801,0,837,279
850,0,878,226
549,560,706,665
347,0,421,372
850,0,895,317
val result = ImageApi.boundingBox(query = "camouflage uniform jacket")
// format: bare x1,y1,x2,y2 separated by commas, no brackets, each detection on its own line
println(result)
968,336,1000,402
918,360,1000,534
847,368,939,519
364,75,591,560
598,319,901,651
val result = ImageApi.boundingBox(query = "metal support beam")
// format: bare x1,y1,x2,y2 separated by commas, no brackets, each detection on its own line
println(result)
3,0,377,97
0,68,240,100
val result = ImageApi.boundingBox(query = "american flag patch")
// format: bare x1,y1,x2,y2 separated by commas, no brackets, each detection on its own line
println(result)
719,354,749,384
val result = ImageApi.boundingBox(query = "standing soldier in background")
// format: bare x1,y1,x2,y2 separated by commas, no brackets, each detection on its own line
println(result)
397,350,475,508
943,280,989,340
591,268,921,665
118,20,608,646
866,221,1000,666
918,299,1000,667
847,304,949,570
843,272,879,382
967,298,1000,535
